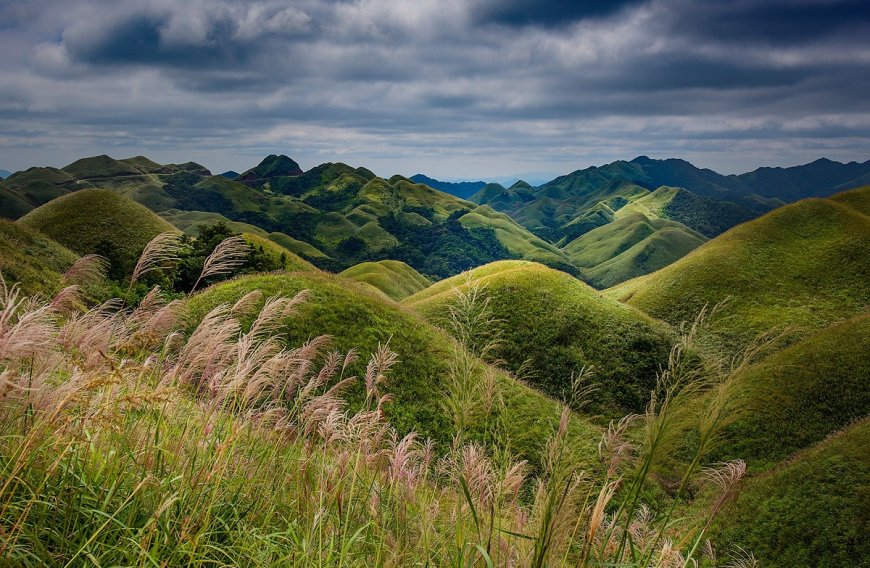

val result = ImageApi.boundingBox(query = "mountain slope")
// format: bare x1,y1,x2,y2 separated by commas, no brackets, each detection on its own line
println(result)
0,219,78,295
340,260,432,301
404,261,673,413
713,315,870,468
712,418,870,568
607,186,870,348
18,189,177,277
409,174,486,199
186,271,600,467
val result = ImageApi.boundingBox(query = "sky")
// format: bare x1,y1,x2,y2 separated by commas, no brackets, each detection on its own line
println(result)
1,0,869,182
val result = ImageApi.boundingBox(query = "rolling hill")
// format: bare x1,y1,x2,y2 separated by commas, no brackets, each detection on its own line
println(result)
607,186,870,349
18,188,177,278
409,174,487,199
185,271,601,468
712,315,870,469
712,418,870,568
564,213,707,288
5,154,574,280
340,260,432,301
0,218,78,295
404,260,674,413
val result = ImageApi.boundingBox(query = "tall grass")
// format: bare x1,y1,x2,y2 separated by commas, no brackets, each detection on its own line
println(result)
0,258,757,566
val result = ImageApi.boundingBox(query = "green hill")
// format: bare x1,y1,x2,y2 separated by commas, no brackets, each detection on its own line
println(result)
607,186,870,348
340,260,432,301
0,219,78,295
265,232,328,259
712,418,870,568
19,189,177,277
240,232,316,272
61,154,144,179
712,315,870,469
563,213,707,287
581,226,707,289
185,272,600,468
404,261,674,412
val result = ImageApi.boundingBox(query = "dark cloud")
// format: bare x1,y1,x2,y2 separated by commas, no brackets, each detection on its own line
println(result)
472,0,643,28
0,0,868,178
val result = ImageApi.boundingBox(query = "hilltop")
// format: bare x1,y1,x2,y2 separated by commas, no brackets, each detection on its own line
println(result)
340,260,432,301
404,260,674,412
18,188,177,278
607,186,870,348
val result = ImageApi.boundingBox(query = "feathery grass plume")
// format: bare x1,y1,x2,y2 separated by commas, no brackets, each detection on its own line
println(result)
363,341,398,405
723,546,759,568
564,365,598,411
248,291,311,339
130,232,182,286
62,254,108,288
446,276,502,361
192,235,250,292
230,289,263,316
50,285,85,314
0,276,57,364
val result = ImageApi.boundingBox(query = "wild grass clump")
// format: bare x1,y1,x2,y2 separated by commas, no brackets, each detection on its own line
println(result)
0,248,761,566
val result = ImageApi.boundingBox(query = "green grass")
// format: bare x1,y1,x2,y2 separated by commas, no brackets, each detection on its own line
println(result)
460,207,573,267
340,260,432,301
354,221,398,252
711,418,870,568
158,209,271,236
0,218,78,295
266,232,328,259
710,315,870,469
563,212,707,289
18,188,177,277
241,232,316,272
607,187,870,349
186,272,600,467
581,226,706,289
61,154,143,179
404,260,674,413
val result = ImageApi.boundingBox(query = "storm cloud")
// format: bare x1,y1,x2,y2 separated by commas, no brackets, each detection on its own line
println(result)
0,0,868,179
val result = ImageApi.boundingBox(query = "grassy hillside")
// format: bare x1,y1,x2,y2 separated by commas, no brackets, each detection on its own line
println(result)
240,232,316,272
582,226,706,289
711,315,870,469
186,272,599,467
404,261,674,413
340,260,432,301
0,218,78,295
712,418,870,568
62,154,144,179
563,213,706,287
607,187,870,348
18,188,177,277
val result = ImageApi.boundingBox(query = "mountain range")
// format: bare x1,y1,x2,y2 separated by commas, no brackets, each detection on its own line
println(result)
2,153,869,289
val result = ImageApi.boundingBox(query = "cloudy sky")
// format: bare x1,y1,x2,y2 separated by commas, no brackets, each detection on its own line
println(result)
1,0,869,181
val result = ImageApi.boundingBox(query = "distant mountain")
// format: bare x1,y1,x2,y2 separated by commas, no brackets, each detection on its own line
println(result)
238,154,303,183
607,185,870,349
219,170,240,180
0,170,11,179
409,174,486,199
471,155,870,245
4,153,572,280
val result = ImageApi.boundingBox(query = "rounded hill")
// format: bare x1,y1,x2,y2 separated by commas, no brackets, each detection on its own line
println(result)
18,188,177,277
607,186,870,347
404,260,674,413
185,271,600,467
340,260,432,301
0,219,78,296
